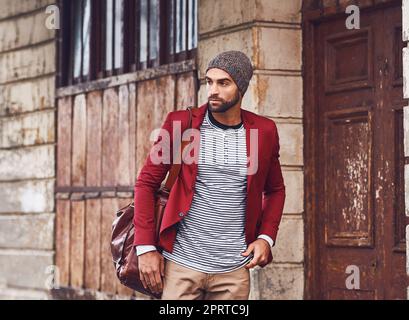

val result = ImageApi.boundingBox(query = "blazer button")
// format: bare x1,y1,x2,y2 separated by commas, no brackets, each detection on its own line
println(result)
179,212,184,217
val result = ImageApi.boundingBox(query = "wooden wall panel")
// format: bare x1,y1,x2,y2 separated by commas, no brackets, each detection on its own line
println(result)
69,200,85,288
57,96,72,187
156,76,177,127
55,199,71,286
136,76,175,175
72,94,87,186
102,88,119,186
84,198,101,290
129,83,137,186
86,91,102,187
100,198,118,294
176,71,197,110
84,90,103,290
118,85,132,186
136,81,155,176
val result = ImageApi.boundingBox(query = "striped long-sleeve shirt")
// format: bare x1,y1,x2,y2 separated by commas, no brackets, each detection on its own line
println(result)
161,108,252,273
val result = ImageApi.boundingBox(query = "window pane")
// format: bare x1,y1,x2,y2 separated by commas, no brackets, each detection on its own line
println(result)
114,0,124,69
176,0,186,53
139,0,148,63
149,0,159,60
105,0,114,71
82,0,91,76
188,0,197,50
73,0,83,78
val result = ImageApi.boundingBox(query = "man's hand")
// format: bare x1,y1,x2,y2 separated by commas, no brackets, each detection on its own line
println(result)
138,251,165,294
241,239,272,269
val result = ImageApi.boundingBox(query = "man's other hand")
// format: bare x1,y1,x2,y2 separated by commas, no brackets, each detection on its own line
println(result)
138,251,165,294
241,239,271,269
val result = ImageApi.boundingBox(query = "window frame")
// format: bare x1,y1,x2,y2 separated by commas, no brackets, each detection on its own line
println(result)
57,0,197,88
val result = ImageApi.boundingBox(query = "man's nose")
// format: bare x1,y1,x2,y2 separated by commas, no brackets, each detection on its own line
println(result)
208,83,219,96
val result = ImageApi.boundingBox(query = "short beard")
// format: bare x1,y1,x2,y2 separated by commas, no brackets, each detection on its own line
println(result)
207,90,241,113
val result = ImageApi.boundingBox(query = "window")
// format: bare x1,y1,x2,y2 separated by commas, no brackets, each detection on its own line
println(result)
58,0,198,87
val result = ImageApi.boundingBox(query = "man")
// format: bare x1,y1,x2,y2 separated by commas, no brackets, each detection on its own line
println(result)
133,51,286,300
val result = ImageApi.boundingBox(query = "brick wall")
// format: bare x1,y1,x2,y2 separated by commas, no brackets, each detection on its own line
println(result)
0,0,56,299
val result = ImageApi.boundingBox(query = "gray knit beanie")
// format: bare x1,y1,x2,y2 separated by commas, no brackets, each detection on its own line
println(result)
206,50,253,96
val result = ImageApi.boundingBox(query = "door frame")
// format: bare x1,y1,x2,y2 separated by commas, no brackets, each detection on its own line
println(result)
302,0,403,300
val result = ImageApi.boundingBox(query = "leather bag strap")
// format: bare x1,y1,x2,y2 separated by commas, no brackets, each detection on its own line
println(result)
163,106,194,191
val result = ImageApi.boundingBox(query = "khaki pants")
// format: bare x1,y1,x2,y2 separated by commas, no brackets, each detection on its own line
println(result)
161,259,250,300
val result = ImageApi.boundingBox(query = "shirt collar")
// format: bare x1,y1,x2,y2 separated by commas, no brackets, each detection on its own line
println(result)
206,108,243,130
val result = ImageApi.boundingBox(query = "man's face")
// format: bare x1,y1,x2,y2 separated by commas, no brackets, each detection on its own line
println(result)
205,68,241,113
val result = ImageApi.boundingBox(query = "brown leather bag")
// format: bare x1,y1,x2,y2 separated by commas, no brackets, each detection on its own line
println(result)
111,106,193,299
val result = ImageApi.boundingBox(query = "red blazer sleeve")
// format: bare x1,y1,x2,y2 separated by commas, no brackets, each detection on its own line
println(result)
259,122,286,243
133,112,174,246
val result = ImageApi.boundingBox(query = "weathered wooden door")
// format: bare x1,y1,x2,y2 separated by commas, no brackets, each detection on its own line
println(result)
311,3,408,299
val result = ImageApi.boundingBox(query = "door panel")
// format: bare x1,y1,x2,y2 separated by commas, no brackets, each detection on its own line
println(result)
324,109,373,248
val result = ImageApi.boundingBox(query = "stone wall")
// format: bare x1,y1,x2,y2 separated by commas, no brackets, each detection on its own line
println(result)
0,0,56,299
197,0,304,299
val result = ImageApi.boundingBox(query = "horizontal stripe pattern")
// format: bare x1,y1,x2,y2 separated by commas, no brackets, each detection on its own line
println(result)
163,109,253,273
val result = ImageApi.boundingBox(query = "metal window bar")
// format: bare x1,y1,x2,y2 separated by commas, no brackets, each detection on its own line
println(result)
133,0,141,71
144,0,151,69
58,0,71,87
188,0,197,51
82,0,91,79
139,0,148,69
90,0,99,80
124,0,136,73
105,0,113,76
68,0,75,85
189,0,197,59
114,0,125,73
183,0,188,60
175,0,185,56
149,0,160,68
159,0,173,65
72,0,83,83
167,0,176,64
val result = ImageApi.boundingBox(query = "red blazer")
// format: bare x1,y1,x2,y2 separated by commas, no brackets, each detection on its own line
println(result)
133,103,286,267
